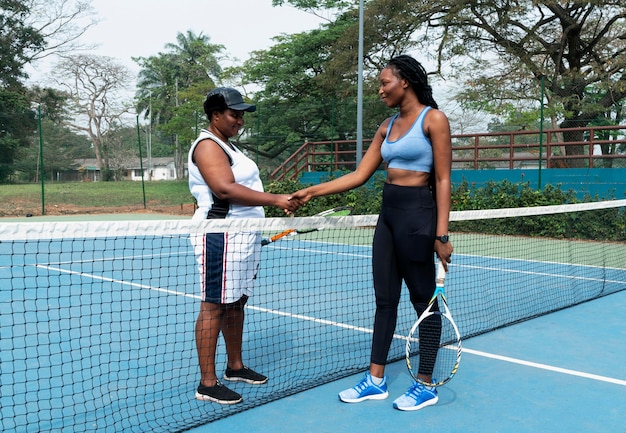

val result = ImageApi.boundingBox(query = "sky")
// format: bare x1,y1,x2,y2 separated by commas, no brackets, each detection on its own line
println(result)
23,1,477,130
26,0,326,86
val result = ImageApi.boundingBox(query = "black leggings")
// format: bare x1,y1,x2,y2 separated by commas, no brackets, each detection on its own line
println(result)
370,183,441,374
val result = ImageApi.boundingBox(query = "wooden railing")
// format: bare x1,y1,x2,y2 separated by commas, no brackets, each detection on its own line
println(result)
270,125,626,181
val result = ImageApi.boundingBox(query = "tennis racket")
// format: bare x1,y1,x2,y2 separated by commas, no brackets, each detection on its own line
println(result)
261,206,352,246
405,260,462,387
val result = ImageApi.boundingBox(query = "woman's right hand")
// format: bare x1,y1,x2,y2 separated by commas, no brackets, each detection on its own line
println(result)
288,188,313,205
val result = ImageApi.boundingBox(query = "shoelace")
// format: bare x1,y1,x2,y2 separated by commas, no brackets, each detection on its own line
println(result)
354,377,371,392
407,382,434,398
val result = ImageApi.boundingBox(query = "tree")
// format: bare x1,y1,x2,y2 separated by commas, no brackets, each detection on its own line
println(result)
0,90,37,182
12,117,92,182
277,0,626,167
134,30,224,179
0,0,96,183
102,125,141,181
52,54,132,174
235,10,403,172
1,0,46,86
0,1,41,181
2,0,97,76
436,1,626,166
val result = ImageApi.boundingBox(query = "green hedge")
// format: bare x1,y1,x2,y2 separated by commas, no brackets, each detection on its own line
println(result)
265,177,626,241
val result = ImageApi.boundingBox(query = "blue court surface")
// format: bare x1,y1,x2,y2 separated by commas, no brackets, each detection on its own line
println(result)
195,289,626,433
1,220,625,433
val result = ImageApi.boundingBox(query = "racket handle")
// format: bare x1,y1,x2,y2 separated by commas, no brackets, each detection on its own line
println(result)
436,260,446,286
271,229,295,242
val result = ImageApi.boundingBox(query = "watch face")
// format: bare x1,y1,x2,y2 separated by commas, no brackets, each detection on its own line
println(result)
438,235,449,243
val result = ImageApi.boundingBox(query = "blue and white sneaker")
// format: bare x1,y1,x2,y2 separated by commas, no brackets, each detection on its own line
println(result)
392,381,438,411
338,372,389,403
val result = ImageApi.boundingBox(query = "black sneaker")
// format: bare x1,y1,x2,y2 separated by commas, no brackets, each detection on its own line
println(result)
195,381,242,404
224,366,268,384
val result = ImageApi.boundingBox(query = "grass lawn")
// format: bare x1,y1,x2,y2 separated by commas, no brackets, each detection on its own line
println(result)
0,181,194,217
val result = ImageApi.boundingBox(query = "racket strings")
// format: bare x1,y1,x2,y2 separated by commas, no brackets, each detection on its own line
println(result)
408,312,461,386
415,313,442,376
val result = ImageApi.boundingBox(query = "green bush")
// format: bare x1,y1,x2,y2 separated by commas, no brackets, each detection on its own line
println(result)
449,179,626,241
264,173,385,217
265,177,626,241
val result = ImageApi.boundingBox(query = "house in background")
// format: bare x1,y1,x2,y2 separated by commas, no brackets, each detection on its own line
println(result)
68,158,184,181
126,157,179,181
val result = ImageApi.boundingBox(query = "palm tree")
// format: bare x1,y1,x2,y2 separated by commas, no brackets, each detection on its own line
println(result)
134,30,224,178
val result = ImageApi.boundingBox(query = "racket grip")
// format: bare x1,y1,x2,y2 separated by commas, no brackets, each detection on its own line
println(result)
436,260,446,286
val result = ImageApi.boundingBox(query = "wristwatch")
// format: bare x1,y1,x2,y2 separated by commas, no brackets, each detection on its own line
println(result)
435,235,449,244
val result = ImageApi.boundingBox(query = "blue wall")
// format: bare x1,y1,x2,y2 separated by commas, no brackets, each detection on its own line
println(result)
300,168,626,200
451,168,626,200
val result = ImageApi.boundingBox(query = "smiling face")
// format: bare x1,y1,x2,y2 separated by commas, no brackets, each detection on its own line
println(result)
378,66,407,108
210,109,246,140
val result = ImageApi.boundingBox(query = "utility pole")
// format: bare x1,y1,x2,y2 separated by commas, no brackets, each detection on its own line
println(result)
356,0,364,167
148,91,152,181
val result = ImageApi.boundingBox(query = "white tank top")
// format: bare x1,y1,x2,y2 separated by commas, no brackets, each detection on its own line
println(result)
188,129,265,219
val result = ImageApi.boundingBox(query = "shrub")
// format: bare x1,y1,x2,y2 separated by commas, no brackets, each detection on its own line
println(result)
265,177,626,241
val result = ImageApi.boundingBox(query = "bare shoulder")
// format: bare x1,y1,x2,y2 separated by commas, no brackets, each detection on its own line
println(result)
425,107,450,124
194,138,230,165
424,108,451,137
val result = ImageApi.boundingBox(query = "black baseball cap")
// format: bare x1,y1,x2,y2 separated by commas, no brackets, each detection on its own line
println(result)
204,87,256,113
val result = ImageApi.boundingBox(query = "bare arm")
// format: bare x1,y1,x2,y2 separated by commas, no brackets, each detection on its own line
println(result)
425,109,454,268
291,119,390,203
194,139,301,212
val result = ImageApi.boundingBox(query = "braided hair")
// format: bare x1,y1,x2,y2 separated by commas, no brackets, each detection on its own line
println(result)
386,55,438,109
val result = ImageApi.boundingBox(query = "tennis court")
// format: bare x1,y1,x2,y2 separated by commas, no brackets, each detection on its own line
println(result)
202,288,626,433
1,204,625,432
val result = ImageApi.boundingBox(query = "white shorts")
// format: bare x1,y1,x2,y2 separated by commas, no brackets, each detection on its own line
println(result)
191,230,261,304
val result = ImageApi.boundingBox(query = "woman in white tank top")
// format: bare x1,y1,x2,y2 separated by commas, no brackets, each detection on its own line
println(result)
189,87,302,404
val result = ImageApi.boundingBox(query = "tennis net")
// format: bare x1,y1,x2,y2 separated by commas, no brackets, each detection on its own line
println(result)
1,200,625,432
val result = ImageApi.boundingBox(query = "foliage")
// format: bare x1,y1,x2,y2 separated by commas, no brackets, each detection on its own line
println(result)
267,176,626,241
0,1,96,183
1,176,623,240
9,0,626,183
52,54,133,175
450,179,578,211
0,0,45,87
0,1,43,181
278,0,626,166
159,82,210,148
437,2,626,157
133,30,223,179
19,0,98,64
0,89,37,182
234,18,399,169
449,179,626,241
272,0,352,10
12,117,92,182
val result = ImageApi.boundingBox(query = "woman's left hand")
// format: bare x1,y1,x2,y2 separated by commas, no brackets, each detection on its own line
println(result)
435,241,453,271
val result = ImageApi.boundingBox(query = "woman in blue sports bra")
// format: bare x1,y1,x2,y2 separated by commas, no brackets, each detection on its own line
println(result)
291,55,453,411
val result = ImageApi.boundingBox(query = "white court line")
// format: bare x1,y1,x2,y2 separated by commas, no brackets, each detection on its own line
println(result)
460,347,626,386
454,262,626,285
36,263,626,388
35,264,200,300
250,304,626,387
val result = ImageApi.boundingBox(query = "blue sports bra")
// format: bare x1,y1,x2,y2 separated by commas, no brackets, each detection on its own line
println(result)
380,107,433,173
